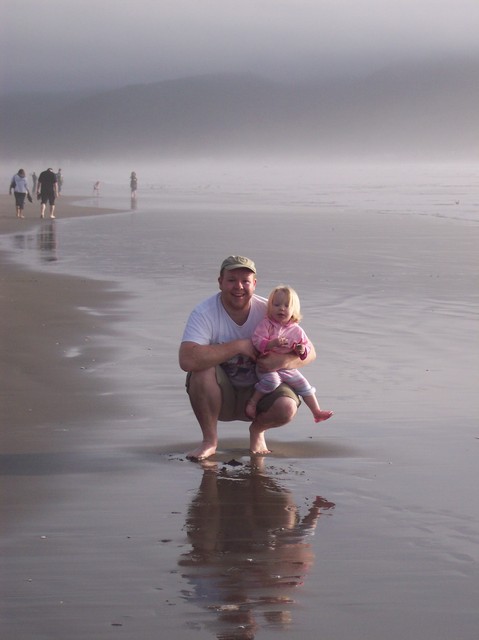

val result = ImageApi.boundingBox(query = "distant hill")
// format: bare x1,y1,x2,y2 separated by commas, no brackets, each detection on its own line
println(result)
1,56,478,160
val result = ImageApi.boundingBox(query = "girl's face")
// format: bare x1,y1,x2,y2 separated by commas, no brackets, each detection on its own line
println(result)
270,291,292,324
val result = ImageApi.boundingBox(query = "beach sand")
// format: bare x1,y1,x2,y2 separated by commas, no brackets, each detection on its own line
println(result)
1,189,478,640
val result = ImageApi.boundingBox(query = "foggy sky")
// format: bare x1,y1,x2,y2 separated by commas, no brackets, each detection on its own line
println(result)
2,0,479,95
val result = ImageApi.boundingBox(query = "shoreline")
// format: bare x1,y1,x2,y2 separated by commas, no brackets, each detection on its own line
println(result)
0,194,133,524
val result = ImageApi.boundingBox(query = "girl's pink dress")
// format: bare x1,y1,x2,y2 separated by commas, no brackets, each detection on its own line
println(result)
251,317,315,396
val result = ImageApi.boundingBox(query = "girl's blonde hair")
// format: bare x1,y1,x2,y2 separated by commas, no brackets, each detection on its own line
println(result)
267,285,302,323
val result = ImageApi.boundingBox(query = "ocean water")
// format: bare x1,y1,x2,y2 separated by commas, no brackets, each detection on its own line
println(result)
3,160,479,639
3,159,478,280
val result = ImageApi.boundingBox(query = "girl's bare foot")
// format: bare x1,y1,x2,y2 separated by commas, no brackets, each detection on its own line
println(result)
185,443,217,461
314,410,334,423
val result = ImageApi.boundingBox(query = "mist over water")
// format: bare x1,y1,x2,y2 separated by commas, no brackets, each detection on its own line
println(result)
1,56,478,165
33,157,479,223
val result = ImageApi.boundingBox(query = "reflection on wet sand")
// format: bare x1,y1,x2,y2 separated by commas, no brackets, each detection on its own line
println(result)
179,459,334,639
10,221,58,263
37,221,57,262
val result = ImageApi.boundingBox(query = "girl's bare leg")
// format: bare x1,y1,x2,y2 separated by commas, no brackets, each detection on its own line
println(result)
245,390,265,419
302,395,334,423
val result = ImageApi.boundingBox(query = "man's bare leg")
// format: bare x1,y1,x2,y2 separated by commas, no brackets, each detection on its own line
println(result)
40,203,46,218
185,367,222,461
49,204,56,219
249,396,298,455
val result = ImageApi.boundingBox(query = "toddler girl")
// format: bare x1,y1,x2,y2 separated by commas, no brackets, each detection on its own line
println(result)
246,285,333,423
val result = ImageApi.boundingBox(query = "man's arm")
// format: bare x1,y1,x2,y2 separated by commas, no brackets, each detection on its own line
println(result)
257,341,316,374
179,339,257,373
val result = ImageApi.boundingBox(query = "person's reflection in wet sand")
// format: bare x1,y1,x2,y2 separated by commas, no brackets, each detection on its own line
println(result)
130,196,137,211
37,221,57,262
178,458,334,639
12,234,27,250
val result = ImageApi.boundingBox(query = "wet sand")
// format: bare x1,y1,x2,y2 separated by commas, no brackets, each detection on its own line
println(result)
1,190,478,640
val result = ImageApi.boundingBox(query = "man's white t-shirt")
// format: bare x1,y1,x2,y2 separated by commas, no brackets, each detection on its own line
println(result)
181,293,267,387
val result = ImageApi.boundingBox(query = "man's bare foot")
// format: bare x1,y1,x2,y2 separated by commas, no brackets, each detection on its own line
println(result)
185,443,217,461
245,400,257,420
250,447,272,456
249,427,272,455
313,410,334,423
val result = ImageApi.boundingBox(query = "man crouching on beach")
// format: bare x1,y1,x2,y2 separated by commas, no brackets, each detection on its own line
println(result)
179,255,316,461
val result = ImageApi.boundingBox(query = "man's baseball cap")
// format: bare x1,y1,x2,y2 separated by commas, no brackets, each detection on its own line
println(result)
220,255,256,274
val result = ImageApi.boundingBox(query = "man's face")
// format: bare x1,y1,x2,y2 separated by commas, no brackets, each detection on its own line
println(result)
218,268,256,312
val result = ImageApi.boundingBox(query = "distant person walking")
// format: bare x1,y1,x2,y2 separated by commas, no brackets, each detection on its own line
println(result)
130,171,138,199
37,168,59,219
56,169,64,193
93,181,100,196
31,171,37,192
9,169,32,218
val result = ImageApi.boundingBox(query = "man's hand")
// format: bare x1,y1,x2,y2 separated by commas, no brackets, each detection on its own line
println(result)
241,339,259,362
256,351,293,373
257,342,316,373
179,338,257,372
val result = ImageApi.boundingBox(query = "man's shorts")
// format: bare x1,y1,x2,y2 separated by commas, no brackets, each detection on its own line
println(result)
185,366,301,422
41,191,56,205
